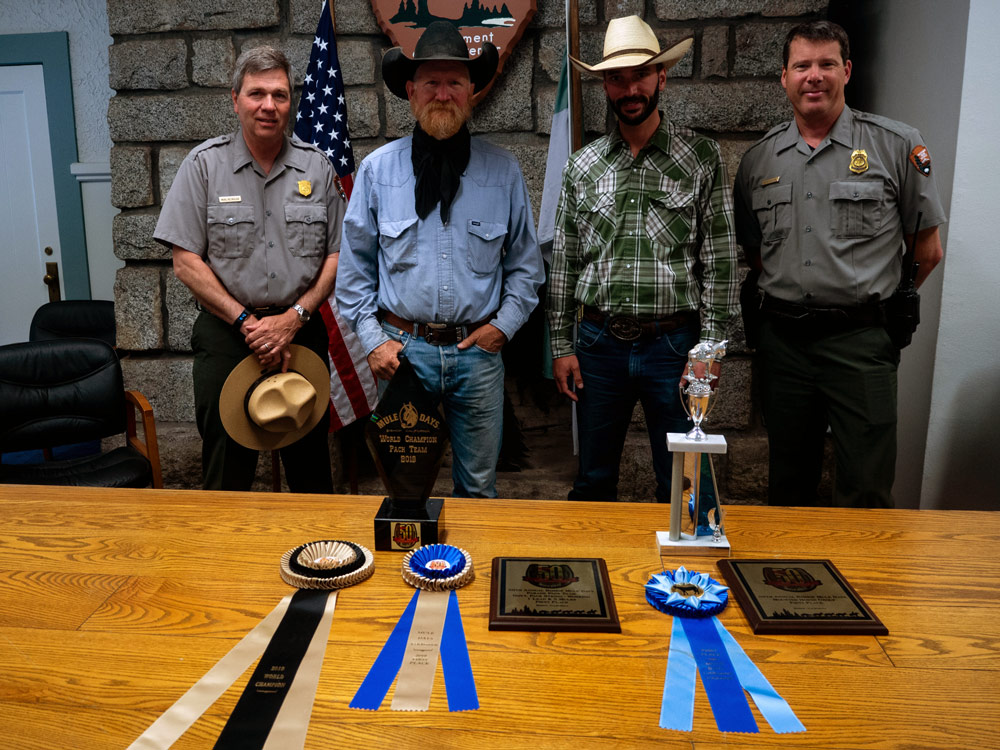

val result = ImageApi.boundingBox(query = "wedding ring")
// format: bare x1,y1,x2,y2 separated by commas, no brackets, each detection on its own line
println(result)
264,342,270,351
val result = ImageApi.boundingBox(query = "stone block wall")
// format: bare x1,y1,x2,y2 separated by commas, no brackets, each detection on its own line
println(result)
108,0,829,496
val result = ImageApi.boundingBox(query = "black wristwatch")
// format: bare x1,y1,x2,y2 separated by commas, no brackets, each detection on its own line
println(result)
233,308,252,330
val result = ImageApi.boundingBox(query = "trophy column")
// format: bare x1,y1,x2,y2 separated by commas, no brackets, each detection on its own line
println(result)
656,341,731,556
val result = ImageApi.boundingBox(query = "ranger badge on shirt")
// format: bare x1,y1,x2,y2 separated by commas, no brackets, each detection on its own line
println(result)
298,180,312,196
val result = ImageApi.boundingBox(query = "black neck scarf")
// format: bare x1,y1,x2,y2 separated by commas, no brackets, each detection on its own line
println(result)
411,123,471,224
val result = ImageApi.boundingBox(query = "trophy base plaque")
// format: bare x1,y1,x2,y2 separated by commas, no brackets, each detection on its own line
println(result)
374,497,445,551
657,433,731,557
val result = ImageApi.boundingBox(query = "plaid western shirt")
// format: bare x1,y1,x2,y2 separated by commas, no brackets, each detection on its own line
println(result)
547,115,738,358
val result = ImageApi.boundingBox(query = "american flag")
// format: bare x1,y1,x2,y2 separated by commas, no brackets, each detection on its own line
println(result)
296,0,375,429
294,0,355,199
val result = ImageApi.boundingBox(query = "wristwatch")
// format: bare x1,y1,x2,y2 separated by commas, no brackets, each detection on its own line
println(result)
292,303,311,323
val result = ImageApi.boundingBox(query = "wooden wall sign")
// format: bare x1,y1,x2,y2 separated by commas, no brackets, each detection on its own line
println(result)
371,0,537,96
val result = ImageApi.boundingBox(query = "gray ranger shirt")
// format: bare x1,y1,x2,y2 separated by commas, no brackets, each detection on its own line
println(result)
734,106,945,307
154,129,346,307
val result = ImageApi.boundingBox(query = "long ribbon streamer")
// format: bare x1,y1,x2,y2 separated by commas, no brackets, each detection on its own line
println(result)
350,588,477,711
714,619,805,733
349,590,419,710
214,589,330,748
128,595,294,750
441,588,478,711
680,616,758,733
660,616,696,730
262,592,339,748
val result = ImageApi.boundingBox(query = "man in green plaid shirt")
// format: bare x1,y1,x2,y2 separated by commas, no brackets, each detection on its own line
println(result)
547,16,738,502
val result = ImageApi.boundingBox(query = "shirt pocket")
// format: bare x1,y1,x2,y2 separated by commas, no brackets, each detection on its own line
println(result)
207,204,255,258
751,184,793,243
577,190,616,250
829,180,883,238
645,190,695,250
378,217,419,271
284,204,327,257
466,220,507,275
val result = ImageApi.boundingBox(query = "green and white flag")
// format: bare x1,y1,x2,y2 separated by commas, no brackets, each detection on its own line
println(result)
537,52,571,262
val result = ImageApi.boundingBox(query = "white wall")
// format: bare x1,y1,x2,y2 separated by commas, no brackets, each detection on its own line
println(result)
922,0,1000,510
0,0,121,301
845,0,968,508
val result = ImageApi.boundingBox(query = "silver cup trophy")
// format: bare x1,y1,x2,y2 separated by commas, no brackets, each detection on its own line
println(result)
679,340,727,441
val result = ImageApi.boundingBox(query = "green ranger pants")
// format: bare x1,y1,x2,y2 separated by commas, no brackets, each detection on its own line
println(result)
191,311,333,492
758,317,899,508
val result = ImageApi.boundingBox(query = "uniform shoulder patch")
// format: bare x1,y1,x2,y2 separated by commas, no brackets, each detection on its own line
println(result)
909,144,931,176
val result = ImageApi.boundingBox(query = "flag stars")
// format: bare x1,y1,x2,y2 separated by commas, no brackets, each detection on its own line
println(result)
322,85,334,97
317,103,329,115
318,39,328,51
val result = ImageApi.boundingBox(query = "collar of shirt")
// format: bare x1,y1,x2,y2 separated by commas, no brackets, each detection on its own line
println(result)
229,129,310,176
602,111,674,161
778,105,854,156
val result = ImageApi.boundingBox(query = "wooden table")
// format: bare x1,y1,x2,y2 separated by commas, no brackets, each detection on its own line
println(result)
1,485,998,749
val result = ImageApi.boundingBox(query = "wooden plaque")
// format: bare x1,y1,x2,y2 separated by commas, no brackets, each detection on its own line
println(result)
489,557,620,632
717,558,888,635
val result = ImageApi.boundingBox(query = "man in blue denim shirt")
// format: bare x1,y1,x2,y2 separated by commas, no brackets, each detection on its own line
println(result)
336,22,544,498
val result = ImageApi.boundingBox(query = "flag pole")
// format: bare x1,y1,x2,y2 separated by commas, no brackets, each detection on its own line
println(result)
566,0,583,151
328,0,336,31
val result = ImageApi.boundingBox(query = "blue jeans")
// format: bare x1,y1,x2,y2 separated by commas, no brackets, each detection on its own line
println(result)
382,322,504,498
570,317,698,502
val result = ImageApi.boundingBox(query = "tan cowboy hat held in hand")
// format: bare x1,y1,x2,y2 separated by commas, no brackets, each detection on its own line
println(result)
220,344,331,451
570,15,692,76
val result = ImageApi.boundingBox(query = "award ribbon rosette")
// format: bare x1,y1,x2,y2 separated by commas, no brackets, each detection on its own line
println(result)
351,543,478,711
129,540,374,750
646,567,805,734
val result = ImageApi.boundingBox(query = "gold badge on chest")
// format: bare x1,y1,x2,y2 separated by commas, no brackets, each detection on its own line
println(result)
297,180,312,197
849,149,869,174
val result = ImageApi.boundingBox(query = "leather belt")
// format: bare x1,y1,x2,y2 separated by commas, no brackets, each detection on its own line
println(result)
582,306,698,341
761,295,884,327
380,309,495,345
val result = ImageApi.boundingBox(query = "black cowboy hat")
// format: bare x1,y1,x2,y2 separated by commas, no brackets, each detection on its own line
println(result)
381,20,499,100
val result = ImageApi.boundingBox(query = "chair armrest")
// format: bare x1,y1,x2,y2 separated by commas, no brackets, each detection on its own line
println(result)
124,389,163,488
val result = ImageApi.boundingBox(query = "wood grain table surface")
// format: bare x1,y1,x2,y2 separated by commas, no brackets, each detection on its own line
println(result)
1,484,997,749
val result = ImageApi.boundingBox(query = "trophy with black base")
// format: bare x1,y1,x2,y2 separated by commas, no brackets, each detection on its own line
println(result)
366,358,449,551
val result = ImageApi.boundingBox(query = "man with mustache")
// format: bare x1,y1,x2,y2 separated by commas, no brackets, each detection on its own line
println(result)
155,46,344,491
547,16,738,502
734,21,945,507
336,22,543,498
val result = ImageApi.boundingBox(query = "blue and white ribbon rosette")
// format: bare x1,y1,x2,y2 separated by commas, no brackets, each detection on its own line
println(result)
646,567,804,734
351,544,478,711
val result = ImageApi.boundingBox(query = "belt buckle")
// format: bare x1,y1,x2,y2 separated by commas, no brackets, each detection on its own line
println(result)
424,322,448,344
608,315,641,341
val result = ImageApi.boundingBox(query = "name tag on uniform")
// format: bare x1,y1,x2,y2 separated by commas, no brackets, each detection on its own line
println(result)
760,176,780,187
219,195,242,203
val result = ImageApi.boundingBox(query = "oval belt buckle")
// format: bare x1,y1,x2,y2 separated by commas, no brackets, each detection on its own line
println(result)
608,316,642,341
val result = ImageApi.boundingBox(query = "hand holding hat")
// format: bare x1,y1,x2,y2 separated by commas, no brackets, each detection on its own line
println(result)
220,344,331,451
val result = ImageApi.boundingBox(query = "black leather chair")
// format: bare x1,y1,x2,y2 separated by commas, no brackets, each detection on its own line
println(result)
0,339,162,488
29,300,116,348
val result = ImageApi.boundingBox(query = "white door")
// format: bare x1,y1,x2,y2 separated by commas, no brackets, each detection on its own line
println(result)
0,64,63,345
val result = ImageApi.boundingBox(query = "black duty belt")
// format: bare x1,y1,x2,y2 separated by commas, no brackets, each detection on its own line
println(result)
251,305,291,317
380,309,496,346
761,295,885,327
582,306,698,342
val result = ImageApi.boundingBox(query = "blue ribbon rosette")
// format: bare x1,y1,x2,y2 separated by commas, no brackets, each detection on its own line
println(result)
646,567,805,734
351,544,477,712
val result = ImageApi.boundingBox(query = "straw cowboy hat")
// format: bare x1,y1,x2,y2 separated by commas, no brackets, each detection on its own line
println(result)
219,345,330,451
570,15,692,76
381,20,499,99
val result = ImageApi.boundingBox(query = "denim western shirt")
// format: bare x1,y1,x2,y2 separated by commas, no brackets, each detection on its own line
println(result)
337,136,544,355
547,114,738,358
